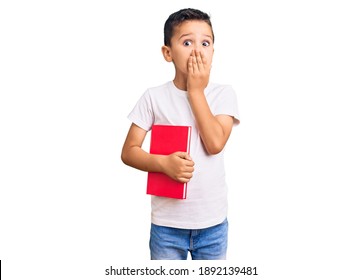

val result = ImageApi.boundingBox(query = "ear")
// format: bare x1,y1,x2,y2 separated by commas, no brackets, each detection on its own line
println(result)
161,46,172,62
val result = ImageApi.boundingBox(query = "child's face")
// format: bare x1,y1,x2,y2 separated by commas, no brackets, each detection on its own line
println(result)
167,20,214,76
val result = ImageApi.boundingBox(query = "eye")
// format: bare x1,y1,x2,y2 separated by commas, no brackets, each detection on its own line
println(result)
183,40,192,46
202,41,210,47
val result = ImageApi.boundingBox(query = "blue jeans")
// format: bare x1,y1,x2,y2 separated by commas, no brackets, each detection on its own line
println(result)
150,219,228,260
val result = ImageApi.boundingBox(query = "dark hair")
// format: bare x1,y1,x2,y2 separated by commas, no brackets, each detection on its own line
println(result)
164,8,214,46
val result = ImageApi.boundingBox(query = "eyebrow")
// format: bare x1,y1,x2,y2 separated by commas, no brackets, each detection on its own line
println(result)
178,33,213,41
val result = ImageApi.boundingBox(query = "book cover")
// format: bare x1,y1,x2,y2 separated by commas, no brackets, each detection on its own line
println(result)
147,125,192,199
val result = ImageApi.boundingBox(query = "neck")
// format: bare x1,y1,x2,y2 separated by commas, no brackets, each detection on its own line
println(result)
173,74,187,91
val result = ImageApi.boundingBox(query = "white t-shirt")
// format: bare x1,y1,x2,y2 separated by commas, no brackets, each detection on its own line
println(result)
128,81,240,229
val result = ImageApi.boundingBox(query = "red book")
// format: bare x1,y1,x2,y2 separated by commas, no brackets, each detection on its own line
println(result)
147,125,192,199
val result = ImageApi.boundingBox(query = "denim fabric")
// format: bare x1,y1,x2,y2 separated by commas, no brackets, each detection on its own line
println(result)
150,219,228,260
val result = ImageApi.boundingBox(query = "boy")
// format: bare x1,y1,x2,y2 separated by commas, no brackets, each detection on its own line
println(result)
121,8,240,260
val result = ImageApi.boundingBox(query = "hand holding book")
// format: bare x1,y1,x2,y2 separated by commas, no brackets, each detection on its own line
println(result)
161,152,194,183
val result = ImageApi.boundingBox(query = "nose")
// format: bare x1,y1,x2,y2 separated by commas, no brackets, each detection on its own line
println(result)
193,43,202,52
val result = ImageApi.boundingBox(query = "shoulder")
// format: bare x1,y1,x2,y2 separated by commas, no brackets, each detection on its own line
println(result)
136,82,171,103
146,82,171,95
205,82,236,98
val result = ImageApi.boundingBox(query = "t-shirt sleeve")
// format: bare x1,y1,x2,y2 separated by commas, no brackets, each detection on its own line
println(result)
212,85,240,125
127,90,154,131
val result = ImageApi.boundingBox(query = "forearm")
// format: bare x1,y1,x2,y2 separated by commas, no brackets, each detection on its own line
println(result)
188,90,226,154
121,146,165,173
122,145,195,183
186,50,231,154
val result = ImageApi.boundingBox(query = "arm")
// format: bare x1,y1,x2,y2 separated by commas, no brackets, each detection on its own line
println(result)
187,50,234,155
121,123,195,183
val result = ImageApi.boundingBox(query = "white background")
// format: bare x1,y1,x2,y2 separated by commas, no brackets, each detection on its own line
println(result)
1,0,360,279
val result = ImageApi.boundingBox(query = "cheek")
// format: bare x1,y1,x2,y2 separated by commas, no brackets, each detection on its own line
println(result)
204,50,213,63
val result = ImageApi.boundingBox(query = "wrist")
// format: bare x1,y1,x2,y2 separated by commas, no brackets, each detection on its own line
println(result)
187,88,204,97
155,154,167,173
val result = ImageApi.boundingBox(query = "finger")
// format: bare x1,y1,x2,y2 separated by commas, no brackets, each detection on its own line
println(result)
186,168,194,175
183,171,193,178
189,50,197,72
183,164,194,172
200,51,210,73
179,172,193,182
184,153,193,161
178,177,190,183
188,54,194,75
200,51,207,65
196,50,203,70
176,151,191,159
192,52,200,72
188,50,196,74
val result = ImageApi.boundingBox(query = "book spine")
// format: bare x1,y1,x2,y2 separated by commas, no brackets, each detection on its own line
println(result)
183,183,187,199
187,126,192,153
